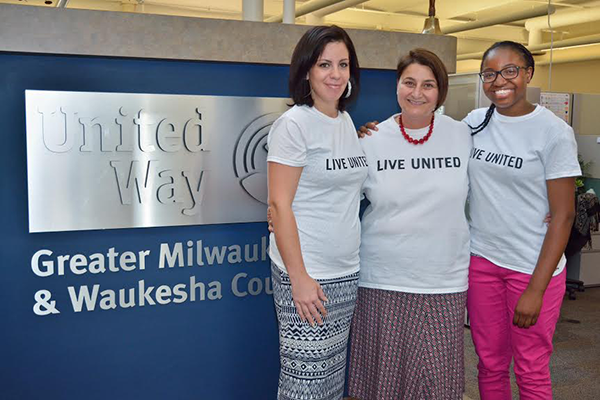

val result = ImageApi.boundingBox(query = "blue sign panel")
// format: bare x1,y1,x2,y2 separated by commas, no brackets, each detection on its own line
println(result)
0,53,398,400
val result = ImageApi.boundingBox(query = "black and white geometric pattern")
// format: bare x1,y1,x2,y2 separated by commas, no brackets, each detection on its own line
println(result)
271,263,359,400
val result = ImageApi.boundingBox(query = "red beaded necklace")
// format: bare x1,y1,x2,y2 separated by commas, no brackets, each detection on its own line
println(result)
398,114,434,145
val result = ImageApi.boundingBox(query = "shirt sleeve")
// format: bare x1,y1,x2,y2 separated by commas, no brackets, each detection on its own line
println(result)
462,109,483,130
542,124,582,180
266,116,307,167
461,112,473,127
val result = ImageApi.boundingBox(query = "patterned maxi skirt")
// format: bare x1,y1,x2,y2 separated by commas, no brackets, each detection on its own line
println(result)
271,263,359,400
347,287,467,400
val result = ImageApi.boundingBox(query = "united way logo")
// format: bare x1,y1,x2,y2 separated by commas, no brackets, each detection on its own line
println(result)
233,113,281,205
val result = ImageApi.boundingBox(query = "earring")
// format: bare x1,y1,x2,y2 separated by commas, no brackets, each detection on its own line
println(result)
345,81,352,99
303,81,312,98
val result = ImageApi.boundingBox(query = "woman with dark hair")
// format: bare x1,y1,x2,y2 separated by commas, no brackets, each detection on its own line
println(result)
267,25,367,399
348,48,472,400
357,41,580,399
465,41,580,399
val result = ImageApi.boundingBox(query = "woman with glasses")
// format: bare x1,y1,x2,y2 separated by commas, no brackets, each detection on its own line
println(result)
465,41,580,399
357,41,579,399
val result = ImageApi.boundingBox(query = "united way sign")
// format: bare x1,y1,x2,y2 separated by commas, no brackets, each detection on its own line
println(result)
25,91,289,232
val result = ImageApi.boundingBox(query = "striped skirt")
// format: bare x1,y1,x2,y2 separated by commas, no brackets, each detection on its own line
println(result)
271,263,359,400
348,287,467,400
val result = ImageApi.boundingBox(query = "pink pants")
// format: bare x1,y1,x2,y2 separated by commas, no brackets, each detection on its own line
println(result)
467,255,565,400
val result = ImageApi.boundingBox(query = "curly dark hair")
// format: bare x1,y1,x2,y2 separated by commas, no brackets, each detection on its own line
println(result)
481,40,535,78
469,41,535,135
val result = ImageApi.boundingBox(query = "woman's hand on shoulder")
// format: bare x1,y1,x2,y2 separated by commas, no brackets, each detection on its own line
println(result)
357,121,379,138
290,272,328,327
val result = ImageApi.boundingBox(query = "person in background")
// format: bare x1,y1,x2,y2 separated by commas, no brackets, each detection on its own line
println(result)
465,41,580,400
267,25,367,400
348,48,472,400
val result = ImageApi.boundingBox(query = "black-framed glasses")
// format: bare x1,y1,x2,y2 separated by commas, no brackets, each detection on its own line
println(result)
479,66,529,83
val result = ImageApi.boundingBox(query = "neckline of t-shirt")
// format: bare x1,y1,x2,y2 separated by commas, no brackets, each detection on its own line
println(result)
304,105,343,124
393,113,432,139
492,104,542,123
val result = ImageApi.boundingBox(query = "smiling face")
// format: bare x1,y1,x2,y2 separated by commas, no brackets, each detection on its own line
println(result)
308,41,350,117
481,47,534,116
396,63,439,127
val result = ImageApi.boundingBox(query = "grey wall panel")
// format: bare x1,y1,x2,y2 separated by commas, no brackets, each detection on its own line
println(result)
575,135,600,179
0,4,457,72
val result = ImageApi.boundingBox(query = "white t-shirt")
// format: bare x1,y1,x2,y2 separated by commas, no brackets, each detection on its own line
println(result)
267,105,368,279
464,105,581,276
359,114,472,294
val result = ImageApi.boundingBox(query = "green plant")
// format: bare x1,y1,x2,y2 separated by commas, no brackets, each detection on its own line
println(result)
576,154,593,189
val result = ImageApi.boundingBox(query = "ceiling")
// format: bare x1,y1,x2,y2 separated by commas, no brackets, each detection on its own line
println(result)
4,0,600,70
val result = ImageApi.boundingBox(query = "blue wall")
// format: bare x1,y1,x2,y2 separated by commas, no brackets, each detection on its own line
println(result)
0,52,398,400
